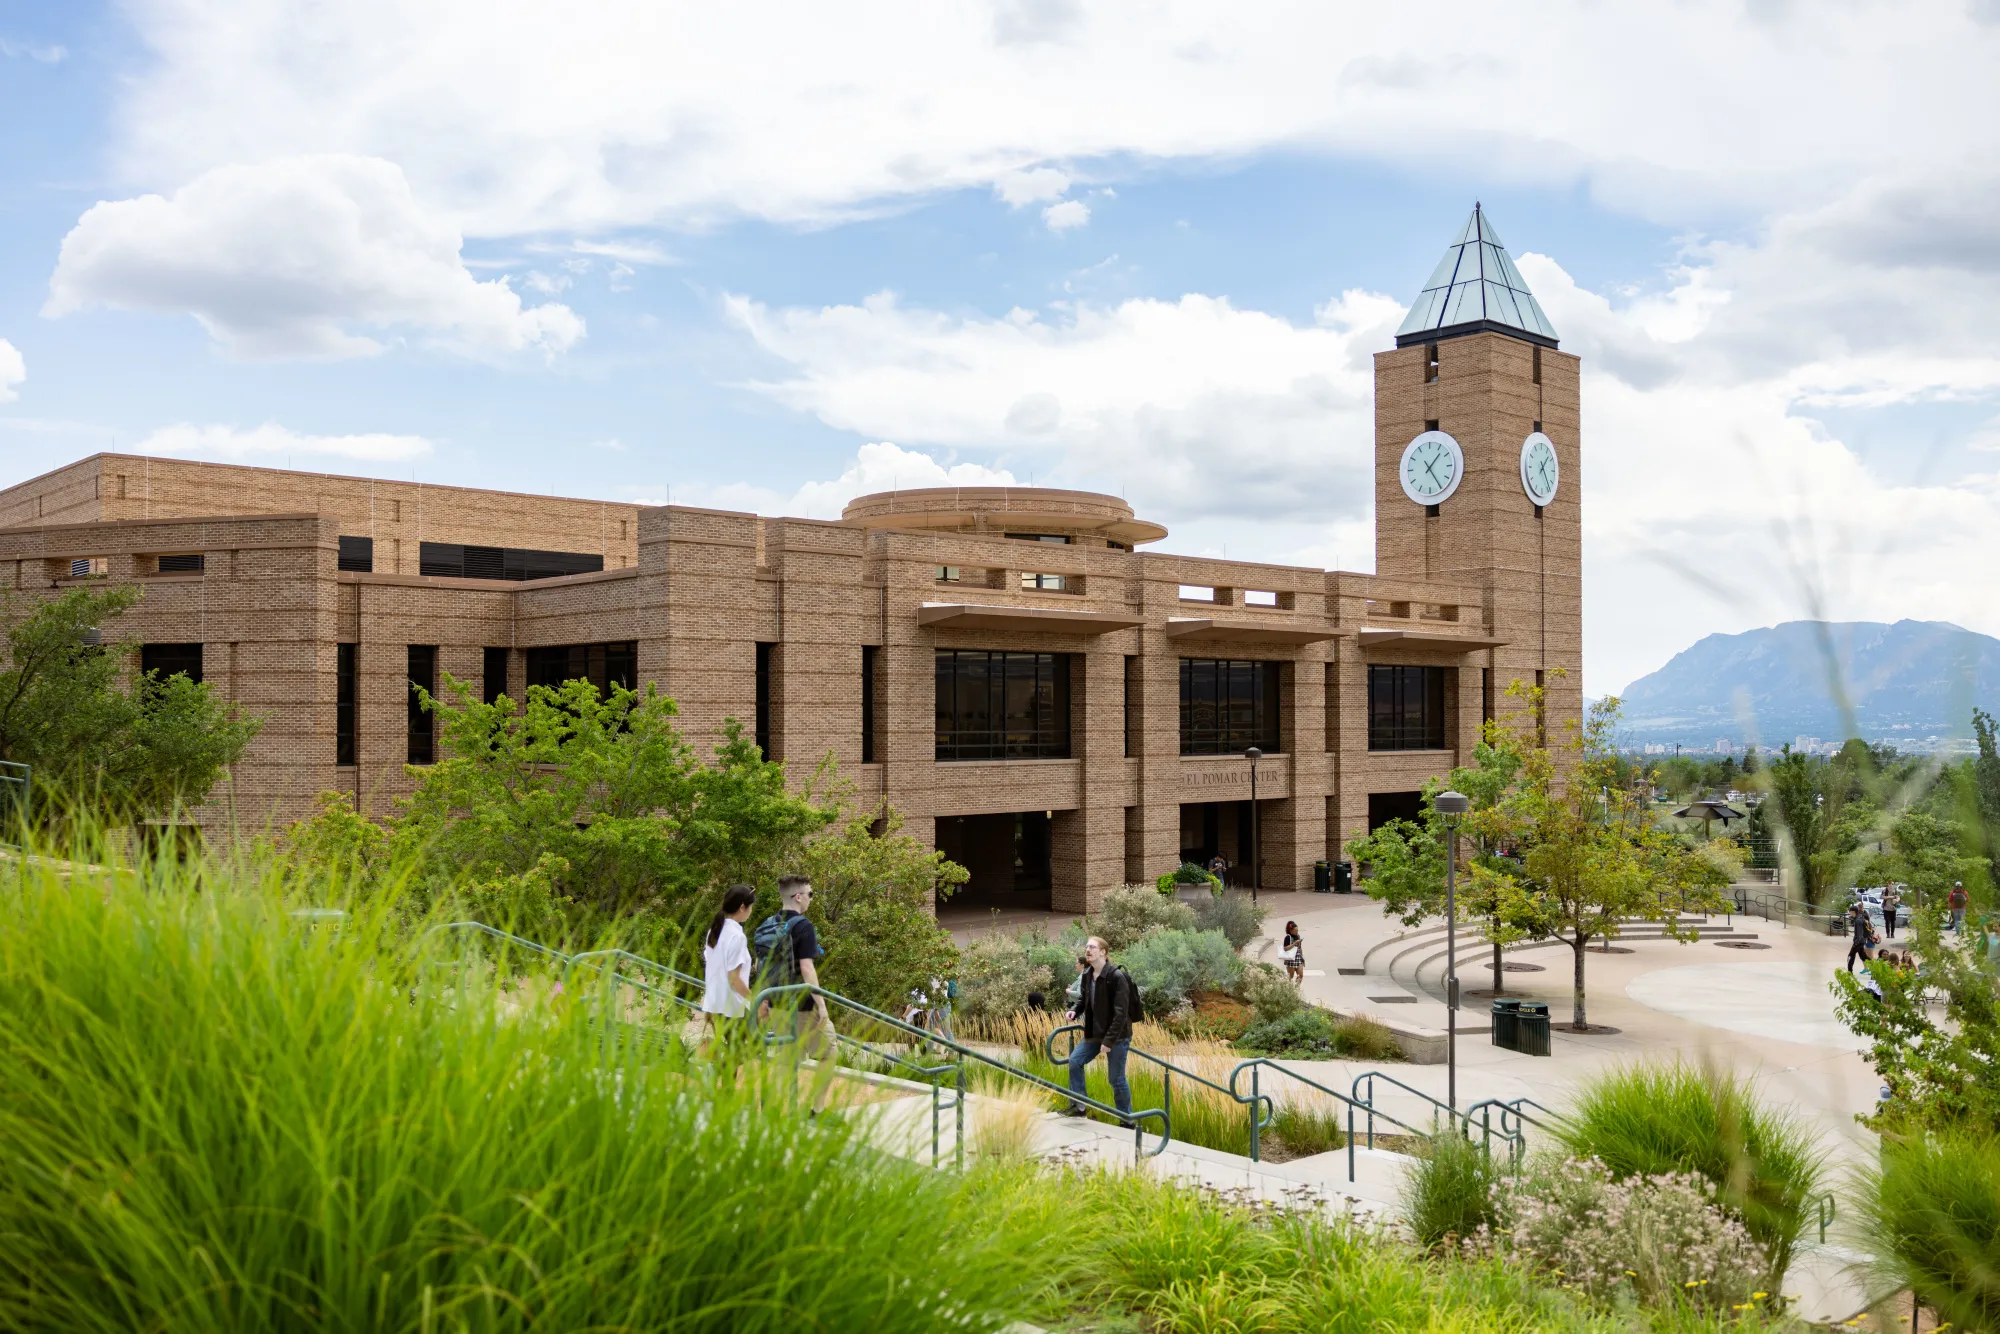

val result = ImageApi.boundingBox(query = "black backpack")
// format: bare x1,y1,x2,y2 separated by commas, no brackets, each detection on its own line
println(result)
751,912,801,988
1121,966,1146,1023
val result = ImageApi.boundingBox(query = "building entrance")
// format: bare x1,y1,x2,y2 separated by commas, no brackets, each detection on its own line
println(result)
1178,800,1265,890
935,811,1053,909
1367,791,1424,831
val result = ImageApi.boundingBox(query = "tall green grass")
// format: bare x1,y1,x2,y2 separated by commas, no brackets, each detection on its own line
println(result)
1553,1062,1825,1281
0,857,1042,1332
1856,1130,2000,1330
1401,1131,1503,1248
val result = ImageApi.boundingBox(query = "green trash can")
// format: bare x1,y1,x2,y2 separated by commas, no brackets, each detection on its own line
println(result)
1517,1002,1552,1058
1313,860,1332,893
1490,998,1521,1051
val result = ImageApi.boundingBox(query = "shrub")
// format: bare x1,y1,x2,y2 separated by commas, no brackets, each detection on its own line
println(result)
1856,1129,2000,1332
1092,884,1197,951
1193,889,1266,950
1117,927,1241,1012
1235,1006,1402,1061
1497,1156,1770,1313
955,933,1053,1022
1154,862,1222,895
1555,1062,1823,1280
1402,1131,1502,1248
1234,961,1303,1023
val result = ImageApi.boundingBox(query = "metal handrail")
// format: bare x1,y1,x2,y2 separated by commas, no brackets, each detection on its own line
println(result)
755,983,1171,1165
1815,1191,1837,1244
1351,1069,1511,1167
1044,1022,1238,1150
1225,1058,1367,1170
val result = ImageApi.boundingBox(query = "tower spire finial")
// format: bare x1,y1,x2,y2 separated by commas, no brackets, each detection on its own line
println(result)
1393,204,1557,348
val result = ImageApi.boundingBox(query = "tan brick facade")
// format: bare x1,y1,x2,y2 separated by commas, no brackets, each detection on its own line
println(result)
0,330,1583,907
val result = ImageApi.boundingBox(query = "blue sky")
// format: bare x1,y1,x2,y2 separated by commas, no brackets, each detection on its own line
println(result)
4,1,1999,699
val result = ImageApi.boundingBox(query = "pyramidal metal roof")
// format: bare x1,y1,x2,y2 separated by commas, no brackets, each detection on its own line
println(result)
1394,203,1559,349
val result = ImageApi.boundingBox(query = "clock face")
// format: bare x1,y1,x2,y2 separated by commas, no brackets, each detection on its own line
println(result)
1519,431,1560,507
1399,431,1464,506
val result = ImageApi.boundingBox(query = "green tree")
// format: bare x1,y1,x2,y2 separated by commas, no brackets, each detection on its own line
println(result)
392,674,834,916
1468,690,1727,1030
0,586,260,833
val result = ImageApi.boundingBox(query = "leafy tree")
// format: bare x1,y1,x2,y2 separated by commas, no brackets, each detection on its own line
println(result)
0,586,260,833
1466,688,1727,1030
392,674,835,917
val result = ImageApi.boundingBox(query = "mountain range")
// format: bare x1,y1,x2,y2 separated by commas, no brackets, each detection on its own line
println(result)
1615,620,2000,749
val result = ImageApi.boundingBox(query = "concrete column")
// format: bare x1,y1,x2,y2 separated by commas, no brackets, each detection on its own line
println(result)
1053,646,1129,913
1260,658,1327,891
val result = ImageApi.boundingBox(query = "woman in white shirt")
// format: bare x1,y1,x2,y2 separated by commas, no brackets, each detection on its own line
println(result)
701,885,758,1037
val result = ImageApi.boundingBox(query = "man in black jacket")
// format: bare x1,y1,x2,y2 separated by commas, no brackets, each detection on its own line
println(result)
1063,935,1134,1117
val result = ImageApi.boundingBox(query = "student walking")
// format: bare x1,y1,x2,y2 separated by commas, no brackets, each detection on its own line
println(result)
1062,936,1135,1118
1949,881,1969,934
1845,898,1878,973
1881,885,1901,940
700,884,758,1035
753,875,837,1110
1282,920,1305,985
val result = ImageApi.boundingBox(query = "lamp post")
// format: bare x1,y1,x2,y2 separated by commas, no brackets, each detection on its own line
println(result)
1245,747,1262,902
1435,788,1471,1111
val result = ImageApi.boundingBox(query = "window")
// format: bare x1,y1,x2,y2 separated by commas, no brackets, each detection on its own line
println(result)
525,642,637,697
483,647,509,705
337,643,357,766
1424,343,1439,383
1368,665,1448,751
141,643,203,685
1124,655,1138,758
338,536,374,572
935,565,961,583
1481,666,1494,730
862,645,880,763
1424,419,1439,433
1020,572,1067,591
755,642,774,757
418,542,604,582
1179,658,1280,755
68,557,106,578
1243,589,1278,607
934,650,1071,761
1178,585,1216,602
157,553,205,573
1004,533,1070,545
408,645,437,764
1532,346,1543,384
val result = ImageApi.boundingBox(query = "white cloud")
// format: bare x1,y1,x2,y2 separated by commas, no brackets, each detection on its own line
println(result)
1042,199,1090,232
727,287,1401,525
46,155,584,360
0,339,23,404
679,441,1017,519
0,37,65,62
134,422,434,462
105,3,2000,235
994,167,1071,208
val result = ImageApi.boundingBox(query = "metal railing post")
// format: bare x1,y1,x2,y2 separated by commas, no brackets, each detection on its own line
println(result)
1248,1065,1261,1162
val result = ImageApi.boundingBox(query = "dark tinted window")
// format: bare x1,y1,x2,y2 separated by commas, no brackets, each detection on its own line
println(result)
337,536,374,572
418,542,603,582
755,642,774,757
524,642,637,697
157,553,205,573
336,643,357,765
934,650,1071,761
408,645,437,765
1178,658,1279,755
861,645,879,764
1368,665,1449,751
482,646,509,705
141,643,203,685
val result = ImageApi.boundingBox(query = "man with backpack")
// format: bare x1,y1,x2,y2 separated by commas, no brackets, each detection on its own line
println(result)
1062,935,1135,1118
753,875,833,1065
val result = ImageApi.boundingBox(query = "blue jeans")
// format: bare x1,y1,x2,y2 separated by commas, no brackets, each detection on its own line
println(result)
1068,1037,1132,1116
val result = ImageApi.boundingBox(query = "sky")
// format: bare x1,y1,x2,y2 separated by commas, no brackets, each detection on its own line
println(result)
3,1,1999,697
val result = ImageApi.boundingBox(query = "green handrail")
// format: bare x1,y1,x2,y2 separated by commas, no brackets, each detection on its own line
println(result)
1225,1058,1366,1169
1464,1096,1558,1167
754,982,1172,1166
1044,1022,1238,1149
1351,1069,1520,1170
0,760,29,846
1816,1191,1837,1244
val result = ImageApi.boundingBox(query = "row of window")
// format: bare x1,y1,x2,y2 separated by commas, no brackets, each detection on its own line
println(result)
336,535,605,582
323,645,1457,768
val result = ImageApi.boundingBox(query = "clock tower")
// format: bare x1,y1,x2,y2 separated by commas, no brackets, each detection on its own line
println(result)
1374,204,1583,746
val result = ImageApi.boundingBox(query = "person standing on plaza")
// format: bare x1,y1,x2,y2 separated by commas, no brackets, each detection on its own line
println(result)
1062,936,1134,1118
1206,852,1229,887
1282,920,1305,985
700,884,758,1038
1846,896,1878,973
1949,881,1969,934
1881,884,1901,940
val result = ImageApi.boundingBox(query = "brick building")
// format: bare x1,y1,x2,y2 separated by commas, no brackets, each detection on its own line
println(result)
0,206,1582,910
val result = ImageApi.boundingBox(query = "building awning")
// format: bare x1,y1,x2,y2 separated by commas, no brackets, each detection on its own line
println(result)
1164,617,1338,646
918,602,1144,634
1358,628,1506,652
